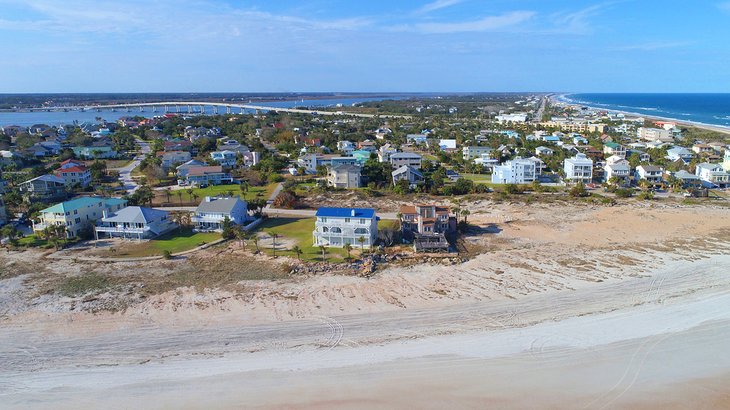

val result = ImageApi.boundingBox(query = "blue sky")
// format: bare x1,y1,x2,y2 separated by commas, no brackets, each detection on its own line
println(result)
0,0,729,93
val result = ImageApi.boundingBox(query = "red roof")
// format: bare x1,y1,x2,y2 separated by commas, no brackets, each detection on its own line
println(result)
56,165,88,173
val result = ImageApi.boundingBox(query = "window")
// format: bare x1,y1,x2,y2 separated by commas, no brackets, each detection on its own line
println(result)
322,227,329,233
359,219,366,224
344,218,350,223
320,217,327,223
330,227,342,233
354,228,368,234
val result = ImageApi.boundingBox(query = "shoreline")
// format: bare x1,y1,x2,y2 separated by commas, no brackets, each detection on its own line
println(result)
554,93,730,135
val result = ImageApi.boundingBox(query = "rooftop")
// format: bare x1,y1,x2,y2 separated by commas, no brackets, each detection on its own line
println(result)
315,207,376,219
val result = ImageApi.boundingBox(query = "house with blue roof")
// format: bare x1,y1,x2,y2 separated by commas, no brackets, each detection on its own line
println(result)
313,207,378,248
33,196,127,238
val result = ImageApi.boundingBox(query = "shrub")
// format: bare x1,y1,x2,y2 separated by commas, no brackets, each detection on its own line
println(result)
162,250,173,259
614,188,634,198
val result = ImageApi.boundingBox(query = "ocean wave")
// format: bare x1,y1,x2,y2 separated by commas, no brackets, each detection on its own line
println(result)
714,115,730,120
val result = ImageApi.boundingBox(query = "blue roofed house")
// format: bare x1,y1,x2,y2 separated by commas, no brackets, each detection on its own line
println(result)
94,206,178,240
665,146,695,164
33,197,127,238
313,207,378,248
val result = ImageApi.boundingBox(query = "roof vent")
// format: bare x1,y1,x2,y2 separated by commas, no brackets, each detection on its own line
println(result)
205,196,211,202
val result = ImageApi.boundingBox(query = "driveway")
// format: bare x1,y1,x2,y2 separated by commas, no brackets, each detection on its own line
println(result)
115,139,150,194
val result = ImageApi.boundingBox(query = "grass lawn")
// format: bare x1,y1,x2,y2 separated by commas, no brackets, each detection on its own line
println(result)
100,159,133,169
16,234,51,248
460,173,493,183
103,228,221,257
255,217,349,262
154,183,278,206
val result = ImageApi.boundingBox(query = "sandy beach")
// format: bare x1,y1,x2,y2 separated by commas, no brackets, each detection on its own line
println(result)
1,202,730,408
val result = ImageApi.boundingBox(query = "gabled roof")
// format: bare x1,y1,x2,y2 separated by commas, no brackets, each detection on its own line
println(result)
392,165,423,177
176,159,206,169
195,196,246,214
315,207,375,219
187,166,224,176
102,206,168,224
25,174,65,185
56,166,88,174
41,196,125,214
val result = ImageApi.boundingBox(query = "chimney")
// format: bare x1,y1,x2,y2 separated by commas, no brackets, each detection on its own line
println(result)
205,196,211,202
351,209,355,217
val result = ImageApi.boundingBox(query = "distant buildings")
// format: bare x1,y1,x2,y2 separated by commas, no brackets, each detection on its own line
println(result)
496,113,528,123
313,207,378,248
637,127,672,142
182,165,233,187
54,159,91,188
159,151,191,170
666,146,695,164
462,146,493,160
18,174,67,201
563,153,593,183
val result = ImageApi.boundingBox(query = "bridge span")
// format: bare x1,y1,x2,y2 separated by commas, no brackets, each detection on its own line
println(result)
20,101,408,119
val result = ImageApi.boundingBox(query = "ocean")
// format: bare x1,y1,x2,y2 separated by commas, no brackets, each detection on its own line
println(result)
563,93,730,128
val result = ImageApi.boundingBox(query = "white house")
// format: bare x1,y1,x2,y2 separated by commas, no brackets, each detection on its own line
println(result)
635,165,664,185
495,113,528,123
94,206,177,240
666,146,695,163
159,151,191,170
564,153,593,183
462,146,493,160
491,157,537,184
313,207,378,248
337,140,355,155
389,152,422,169
723,150,730,172
392,165,424,188
438,139,457,152
327,165,361,189
695,163,729,187
638,127,672,142
192,196,250,232
605,155,629,166
535,146,554,156
210,150,238,167
378,144,398,163
604,163,631,182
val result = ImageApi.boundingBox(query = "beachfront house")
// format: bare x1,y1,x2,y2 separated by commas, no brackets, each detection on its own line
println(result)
491,158,537,184
635,165,664,185
604,163,631,184
94,206,177,240
33,196,127,238
563,153,593,183
312,207,378,249
399,204,456,252
695,163,730,187
192,196,250,232
666,146,695,164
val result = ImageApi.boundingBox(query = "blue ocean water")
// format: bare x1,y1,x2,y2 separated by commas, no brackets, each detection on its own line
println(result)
565,93,730,128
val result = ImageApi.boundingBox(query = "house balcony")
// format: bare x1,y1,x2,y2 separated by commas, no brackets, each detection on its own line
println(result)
95,225,151,235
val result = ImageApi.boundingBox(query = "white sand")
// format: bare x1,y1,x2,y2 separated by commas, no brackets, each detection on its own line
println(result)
2,254,730,409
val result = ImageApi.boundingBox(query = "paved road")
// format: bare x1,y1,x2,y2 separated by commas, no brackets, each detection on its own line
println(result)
115,139,150,194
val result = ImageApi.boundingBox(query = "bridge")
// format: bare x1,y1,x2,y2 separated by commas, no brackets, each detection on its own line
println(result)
18,101,408,119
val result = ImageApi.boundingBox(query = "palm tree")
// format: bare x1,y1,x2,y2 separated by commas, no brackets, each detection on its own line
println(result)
239,181,250,199
292,245,302,261
357,236,366,252
269,231,279,256
234,228,249,249
176,190,183,205
319,245,327,262
192,192,199,204
453,206,461,222
343,243,352,260
251,235,260,253
186,188,194,203
165,187,172,204
461,209,470,224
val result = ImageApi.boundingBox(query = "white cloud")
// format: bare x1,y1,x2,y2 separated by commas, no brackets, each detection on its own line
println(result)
406,11,535,33
416,0,463,14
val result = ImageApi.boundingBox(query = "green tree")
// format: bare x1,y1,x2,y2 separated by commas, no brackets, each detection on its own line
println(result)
344,243,352,260
292,245,303,261
319,244,327,262
357,236,366,251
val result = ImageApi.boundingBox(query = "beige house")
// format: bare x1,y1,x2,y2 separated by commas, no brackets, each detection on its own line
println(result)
327,165,361,189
